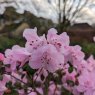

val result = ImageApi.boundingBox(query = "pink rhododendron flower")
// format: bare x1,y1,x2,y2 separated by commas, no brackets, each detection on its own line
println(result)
48,83,56,95
62,70,77,84
64,45,85,70
47,28,70,53
4,45,30,71
76,69,95,94
0,74,11,94
48,82,61,95
29,44,64,72
18,89,26,95
23,28,47,52
36,87,43,95
47,28,70,46
0,53,4,61
28,92,37,95
86,55,95,71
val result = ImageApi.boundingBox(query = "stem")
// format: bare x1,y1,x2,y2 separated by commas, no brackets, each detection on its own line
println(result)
53,84,57,95
5,73,32,94
27,71,42,95
10,74,27,85
34,68,43,82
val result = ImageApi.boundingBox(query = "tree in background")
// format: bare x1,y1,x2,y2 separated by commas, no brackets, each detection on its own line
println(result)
0,0,94,33
49,0,94,32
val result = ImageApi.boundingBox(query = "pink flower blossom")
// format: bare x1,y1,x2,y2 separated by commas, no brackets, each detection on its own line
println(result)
86,55,95,71
47,28,70,53
28,92,37,95
48,82,61,95
0,74,11,94
29,44,64,72
76,69,95,94
64,45,85,70
23,28,47,52
0,53,4,61
4,45,30,71
47,28,70,46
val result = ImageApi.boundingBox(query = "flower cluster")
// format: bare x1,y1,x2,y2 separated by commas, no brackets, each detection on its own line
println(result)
0,28,95,95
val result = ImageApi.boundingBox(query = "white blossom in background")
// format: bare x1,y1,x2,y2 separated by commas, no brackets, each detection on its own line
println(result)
0,0,95,24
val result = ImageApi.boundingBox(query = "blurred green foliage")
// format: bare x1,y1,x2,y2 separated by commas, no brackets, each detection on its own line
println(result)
0,36,25,52
71,41,95,58
81,42,95,57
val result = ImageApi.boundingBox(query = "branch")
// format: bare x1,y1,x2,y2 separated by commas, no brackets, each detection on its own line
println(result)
70,0,89,21
62,0,67,21
66,0,76,19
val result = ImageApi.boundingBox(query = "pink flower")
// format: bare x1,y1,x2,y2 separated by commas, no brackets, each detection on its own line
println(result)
0,74,11,94
48,82,61,95
47,28,70,53
76,69,95,94
36,87,43,95
69,45,84,61
29,44,64,72
0,53,4,61
18,89,25,95
62,70,77,84
64,45,85,70
86,55,95,71
4,45,30,71
48,83,56,95
23,28,47,53
28,92,37,95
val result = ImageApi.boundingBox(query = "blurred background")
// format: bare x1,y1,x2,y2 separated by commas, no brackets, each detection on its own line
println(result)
0,0,95,57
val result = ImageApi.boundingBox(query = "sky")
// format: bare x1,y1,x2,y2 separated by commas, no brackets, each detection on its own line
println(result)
0,0,95,25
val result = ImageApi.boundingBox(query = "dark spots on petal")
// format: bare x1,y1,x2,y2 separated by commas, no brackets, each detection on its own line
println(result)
57,43,61,46
29,55,31,57
17,61,21,64
30,44,32,45
75,79,79,85
33,47,37,49
47,42,49,44
47,62,49,64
